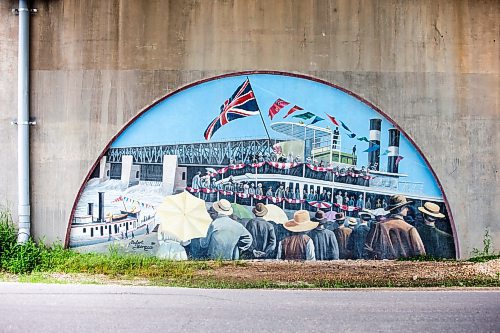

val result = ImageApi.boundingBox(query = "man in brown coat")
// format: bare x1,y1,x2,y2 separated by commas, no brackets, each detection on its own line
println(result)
333,213,354,259
277,210,318,260
364,195,426,259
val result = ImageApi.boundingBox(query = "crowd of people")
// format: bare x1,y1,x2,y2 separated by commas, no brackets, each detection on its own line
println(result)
189,151,373,192
157,195,455,261
190,169,374,212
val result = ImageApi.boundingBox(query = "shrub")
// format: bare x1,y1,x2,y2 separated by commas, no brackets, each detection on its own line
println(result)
0,211,18,270
0,212,74,273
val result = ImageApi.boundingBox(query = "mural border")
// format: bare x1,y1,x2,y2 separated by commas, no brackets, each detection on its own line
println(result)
65,70,459,258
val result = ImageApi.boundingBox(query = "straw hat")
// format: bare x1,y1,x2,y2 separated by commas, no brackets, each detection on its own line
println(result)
284,210,319,232
418,202,445,218
252,203,268,217
358,210,374,221
386,195,412,211
212,199,233,216
348,217,358,226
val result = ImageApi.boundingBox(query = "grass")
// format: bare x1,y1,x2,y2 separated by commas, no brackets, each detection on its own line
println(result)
1,212,499,288
397,254,449,262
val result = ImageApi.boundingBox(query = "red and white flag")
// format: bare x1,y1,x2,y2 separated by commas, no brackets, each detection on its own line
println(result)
268,98,290,120
268,161,300,169
325,113,340,126
229,163,246,170
250,161,266,168
268,196,285,203
283,105,303,118
305,164,329,172
285,198,304,204
334,203,360,212
219,190,234,196
217,167,229,174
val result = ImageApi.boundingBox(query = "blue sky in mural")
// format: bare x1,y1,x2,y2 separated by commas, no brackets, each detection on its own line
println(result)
112,74,442,198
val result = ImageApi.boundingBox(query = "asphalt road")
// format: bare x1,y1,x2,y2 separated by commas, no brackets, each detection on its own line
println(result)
0,283,499,333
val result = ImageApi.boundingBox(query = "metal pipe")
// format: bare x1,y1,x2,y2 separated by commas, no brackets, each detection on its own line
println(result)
17,0,31,243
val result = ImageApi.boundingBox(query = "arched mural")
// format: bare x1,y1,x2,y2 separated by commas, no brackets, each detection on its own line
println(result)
68,72,456,260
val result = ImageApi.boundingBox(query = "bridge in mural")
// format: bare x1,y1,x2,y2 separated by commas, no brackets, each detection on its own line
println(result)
106,138,280,166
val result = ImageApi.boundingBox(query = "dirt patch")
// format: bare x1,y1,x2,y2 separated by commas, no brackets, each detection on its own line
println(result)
194,260,500,287
1,260,499,288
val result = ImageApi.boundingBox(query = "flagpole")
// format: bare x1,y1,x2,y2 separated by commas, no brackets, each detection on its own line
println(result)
258,109,272,142
247,77,272,143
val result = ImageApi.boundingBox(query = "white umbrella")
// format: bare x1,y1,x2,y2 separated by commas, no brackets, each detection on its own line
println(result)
263,204,289,224
157,191,212,242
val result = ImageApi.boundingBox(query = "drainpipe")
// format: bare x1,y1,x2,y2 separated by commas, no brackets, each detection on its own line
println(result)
14,0,35,243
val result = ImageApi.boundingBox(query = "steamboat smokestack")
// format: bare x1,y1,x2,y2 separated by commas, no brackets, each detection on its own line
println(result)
387,128,401,173
87,203,94,216
98,192,104,222
368,119,381,170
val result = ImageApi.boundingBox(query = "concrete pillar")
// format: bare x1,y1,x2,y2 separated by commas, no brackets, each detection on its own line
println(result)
162,155,178,194
131,166,141,186
99,155,110,182
121,155,133,186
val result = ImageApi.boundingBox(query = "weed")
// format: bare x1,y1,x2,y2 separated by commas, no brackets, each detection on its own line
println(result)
470,229,499,261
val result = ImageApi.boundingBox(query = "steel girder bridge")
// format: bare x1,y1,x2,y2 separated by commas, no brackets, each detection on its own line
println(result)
106,138,280,167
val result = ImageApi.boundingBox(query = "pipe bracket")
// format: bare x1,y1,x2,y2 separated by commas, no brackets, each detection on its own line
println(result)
12,8,37,15
11,119,36,126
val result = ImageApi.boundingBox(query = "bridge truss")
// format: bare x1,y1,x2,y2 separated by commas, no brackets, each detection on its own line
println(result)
107,138,281,166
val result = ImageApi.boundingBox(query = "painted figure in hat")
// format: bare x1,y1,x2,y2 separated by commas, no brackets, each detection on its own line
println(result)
266,187,273,197
347,211,372,259
248,183,256,195
243,203,277,259
333,212,353,259
276,210,317,260
307,211,339,260
276,185,285,198
200,199,253,260
335,192,343,212
364,195,426,259
191,171,202,190
256,183,264,196
416,202,454,258
325,212,343,231
356,194,364,210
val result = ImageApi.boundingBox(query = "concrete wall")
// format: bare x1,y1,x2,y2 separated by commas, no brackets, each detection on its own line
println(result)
0,0,498,257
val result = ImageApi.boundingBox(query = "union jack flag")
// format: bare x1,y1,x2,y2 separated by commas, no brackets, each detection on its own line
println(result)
204,79,260,140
